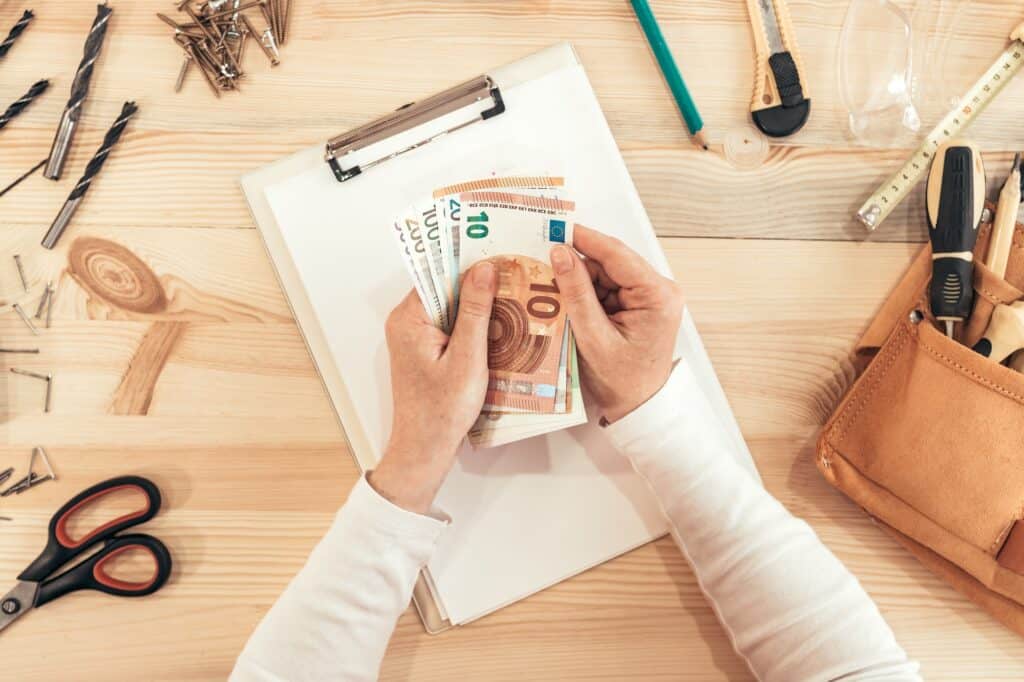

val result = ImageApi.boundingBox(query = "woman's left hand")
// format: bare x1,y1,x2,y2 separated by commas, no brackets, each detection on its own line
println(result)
370,261,497,513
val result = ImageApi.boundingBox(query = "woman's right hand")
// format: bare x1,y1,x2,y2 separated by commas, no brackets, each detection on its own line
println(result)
549,226,685,424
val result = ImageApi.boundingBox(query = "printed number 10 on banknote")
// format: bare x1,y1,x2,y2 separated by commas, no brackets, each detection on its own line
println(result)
459,192,574,413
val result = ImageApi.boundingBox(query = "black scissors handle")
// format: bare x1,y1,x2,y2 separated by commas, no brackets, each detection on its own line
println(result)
35,533,171,607
18,476,171,602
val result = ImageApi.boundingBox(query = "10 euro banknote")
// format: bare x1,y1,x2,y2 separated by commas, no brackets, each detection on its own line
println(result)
392,175,587,447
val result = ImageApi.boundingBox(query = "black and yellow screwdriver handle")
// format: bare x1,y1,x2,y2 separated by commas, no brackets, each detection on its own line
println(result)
926,140,986,337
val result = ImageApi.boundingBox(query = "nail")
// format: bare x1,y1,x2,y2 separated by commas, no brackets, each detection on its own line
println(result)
34,284,51,318
551,245,574,274
12,303,39,335
13,255,27,292
10,368,49,381
175,53,192,92
473,261,495,288
45,283,53,328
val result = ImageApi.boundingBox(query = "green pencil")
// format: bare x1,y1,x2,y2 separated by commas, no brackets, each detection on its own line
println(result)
629,0,708,150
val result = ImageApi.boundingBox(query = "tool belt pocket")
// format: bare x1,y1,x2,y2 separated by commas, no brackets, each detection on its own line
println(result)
818,215,1024,633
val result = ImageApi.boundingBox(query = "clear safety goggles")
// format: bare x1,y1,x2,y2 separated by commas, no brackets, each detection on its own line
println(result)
838,0,971,147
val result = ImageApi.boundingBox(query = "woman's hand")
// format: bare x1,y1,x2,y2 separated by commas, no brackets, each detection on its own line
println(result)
370,262,497,513
549,226,684,424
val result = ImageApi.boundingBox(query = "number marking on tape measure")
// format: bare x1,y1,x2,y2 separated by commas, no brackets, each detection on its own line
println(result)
856,41,1024,231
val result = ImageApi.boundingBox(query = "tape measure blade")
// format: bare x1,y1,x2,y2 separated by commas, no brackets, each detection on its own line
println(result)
856,42,1024,231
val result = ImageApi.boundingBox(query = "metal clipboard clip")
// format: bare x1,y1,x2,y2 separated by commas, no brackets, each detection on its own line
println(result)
324,75,506,183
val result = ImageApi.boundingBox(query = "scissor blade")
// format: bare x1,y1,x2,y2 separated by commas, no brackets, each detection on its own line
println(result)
0,581,38,634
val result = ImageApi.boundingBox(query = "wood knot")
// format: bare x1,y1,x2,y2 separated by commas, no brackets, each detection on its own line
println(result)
68,237,167,314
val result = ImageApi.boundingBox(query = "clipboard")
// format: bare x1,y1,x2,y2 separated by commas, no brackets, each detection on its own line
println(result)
241,42,759,634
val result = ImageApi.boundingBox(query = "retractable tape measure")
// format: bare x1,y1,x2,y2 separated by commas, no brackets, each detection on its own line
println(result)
857,36,1024,231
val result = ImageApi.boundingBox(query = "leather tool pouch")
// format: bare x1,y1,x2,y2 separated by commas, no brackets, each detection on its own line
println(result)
818,210,1024,635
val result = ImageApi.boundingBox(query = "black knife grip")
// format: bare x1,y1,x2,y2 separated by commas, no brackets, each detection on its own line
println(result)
768,52,805,107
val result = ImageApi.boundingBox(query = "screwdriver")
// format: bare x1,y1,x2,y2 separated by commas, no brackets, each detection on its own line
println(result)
926,140,986,339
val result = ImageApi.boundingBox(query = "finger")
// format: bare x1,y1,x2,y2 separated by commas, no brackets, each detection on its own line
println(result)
550,244,616,342
585,257,619,292
448,261,497,361
574,225,660,290
601,289,623,315
618,277,684,314
387,289,430,338
386,289,448,357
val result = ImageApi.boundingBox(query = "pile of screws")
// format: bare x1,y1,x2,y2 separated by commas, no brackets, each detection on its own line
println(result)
158,0,290,97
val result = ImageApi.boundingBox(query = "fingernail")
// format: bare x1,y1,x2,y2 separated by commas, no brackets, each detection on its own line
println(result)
473,261,495,288
551,245,574,274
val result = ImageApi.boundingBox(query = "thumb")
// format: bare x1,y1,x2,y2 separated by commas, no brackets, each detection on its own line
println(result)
550,244,614,341
449,260,497,360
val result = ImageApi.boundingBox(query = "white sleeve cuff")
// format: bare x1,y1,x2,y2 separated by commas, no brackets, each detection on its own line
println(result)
343,475,450,541
604,360,695,452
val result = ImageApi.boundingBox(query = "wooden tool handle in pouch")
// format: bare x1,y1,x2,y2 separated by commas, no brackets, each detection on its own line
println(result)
818,213,1024,637
745,0,811,137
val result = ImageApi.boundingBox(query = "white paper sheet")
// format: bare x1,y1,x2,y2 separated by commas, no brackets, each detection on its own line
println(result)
259,44,758,625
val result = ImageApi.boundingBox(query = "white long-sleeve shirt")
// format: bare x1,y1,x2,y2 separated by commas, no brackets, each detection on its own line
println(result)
231,362,921,681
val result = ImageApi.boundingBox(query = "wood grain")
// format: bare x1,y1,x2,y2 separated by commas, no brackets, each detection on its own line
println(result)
1,1,1024,680
109,320,187,415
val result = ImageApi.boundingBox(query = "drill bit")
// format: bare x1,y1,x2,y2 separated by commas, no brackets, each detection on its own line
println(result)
0,80,50,132
44,3,114,181
42,101,138,250
0,10,34,60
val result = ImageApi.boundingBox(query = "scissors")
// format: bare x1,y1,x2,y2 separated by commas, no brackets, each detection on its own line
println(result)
0,475,172,634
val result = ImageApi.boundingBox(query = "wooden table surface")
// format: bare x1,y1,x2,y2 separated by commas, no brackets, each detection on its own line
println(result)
2,1,1024,679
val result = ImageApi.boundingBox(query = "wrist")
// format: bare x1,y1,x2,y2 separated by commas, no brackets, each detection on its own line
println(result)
603,399,648,425
369,437,459,514
603,373,674,424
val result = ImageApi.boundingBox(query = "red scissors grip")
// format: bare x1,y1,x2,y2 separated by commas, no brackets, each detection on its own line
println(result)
33,534,172,607
54,483,154,549
19,476,163,584
92,543,161,592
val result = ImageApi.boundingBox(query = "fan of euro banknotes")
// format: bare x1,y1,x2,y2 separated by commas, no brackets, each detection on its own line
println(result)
392,175,588,448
